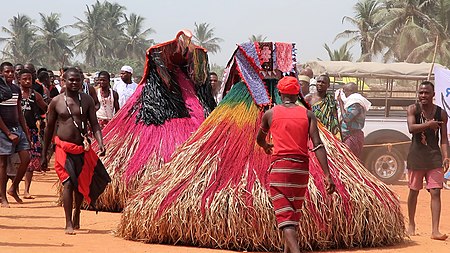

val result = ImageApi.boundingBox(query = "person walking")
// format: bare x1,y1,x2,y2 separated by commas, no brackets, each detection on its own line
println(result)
0,62,31,207
19,69,48,199
256,76,335,253
41,67,110,234
406,81,448,241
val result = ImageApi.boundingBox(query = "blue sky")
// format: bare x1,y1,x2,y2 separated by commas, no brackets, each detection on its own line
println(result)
1,0,359,66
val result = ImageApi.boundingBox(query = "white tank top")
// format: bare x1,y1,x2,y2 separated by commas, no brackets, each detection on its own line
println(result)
96,88,115,120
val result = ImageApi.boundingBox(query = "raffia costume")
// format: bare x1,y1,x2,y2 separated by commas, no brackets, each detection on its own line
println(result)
88,30,216,211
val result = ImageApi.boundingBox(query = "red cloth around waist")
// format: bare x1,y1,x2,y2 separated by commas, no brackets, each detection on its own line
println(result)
54,136,98,204
269,156,309,228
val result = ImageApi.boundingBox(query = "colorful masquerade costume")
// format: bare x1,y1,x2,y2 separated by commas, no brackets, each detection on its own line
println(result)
54,136,110,206
312,93,341,140
118,42,405,251
88,30,215,211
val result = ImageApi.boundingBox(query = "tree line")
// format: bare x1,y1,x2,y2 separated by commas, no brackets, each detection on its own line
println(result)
0,0,225,75
11,0,444,76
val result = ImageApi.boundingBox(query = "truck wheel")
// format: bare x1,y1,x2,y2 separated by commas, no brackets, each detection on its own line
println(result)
365,147,404,184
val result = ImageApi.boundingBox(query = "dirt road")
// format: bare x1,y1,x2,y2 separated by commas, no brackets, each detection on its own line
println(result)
0,171,449,253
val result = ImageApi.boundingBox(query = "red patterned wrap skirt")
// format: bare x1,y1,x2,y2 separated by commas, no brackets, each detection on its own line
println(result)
269,155,309,229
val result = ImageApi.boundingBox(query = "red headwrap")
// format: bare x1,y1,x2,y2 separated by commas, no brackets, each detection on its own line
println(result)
277,76,300,95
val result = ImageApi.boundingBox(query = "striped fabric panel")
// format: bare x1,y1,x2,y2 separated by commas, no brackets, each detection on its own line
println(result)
270,168,309,174
271,194,305,202
269,157,309,229
274,206,295,215
0,94,18,106
269,182,308,188
278,220,299,228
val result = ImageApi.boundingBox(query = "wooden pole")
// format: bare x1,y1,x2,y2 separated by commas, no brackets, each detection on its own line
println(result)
427,35,439,81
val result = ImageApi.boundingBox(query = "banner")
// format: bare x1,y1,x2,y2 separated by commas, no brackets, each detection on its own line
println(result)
434,65,450,135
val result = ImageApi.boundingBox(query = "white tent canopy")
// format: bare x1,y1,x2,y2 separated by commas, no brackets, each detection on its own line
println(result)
303,61,446,80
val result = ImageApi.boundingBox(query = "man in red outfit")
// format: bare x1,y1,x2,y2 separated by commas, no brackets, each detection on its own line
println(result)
256,76,335,253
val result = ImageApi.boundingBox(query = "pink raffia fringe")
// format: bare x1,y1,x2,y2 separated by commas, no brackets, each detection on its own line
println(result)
89,68,205,211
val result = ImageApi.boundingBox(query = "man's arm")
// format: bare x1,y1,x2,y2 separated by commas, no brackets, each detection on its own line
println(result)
0,116,18,144
308,111,335,194
256,110,273,154
440,109,449,170
332,99,342,134
113,90,120,113
17,92,30,142
407,104,441,133
43,86,51,104
41,98,58,169
87,95,105,156
35,92,48,112
89,86,100,111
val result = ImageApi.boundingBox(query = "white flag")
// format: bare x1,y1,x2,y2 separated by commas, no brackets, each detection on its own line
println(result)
434,65,450,136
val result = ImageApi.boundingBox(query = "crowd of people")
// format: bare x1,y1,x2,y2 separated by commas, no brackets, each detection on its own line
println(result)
0,63,137,210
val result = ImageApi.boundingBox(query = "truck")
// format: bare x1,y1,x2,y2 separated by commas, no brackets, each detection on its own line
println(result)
305,61,445,184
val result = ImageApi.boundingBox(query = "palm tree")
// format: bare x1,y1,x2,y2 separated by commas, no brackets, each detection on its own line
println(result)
103,1,126,31
373,0,442,62
192,22,223,54
103,1,126,57
0,14,40,63
73,1,113,67
35,13,73,68
334,0,383,61
435,0,450,30
323,43,354,61
401,0,450,66
119,13,155,60
249,34,267,42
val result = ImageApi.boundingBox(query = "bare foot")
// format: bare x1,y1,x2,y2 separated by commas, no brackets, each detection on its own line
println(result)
407,224,416,236
431,233,448,241
23,193,35,199
65,227,76,235
7,188,23,204
1,199,10,208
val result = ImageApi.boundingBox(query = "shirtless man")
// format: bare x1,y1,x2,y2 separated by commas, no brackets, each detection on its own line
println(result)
41,67,106,234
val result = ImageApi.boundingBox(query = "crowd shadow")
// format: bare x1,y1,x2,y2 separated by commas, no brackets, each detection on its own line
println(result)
0,241,73,248
0,224,61,231
25,205,60,209
312,239,419,253
76,228,112,235
0,214,55,219
31,194,59,198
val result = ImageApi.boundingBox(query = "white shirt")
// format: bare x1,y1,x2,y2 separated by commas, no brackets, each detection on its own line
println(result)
113,80,137,107
96,88,115,120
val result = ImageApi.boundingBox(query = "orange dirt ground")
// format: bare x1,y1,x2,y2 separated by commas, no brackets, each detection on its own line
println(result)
0,171,449,253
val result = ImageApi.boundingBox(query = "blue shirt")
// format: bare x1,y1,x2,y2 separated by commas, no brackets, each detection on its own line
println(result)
341,103,365,139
